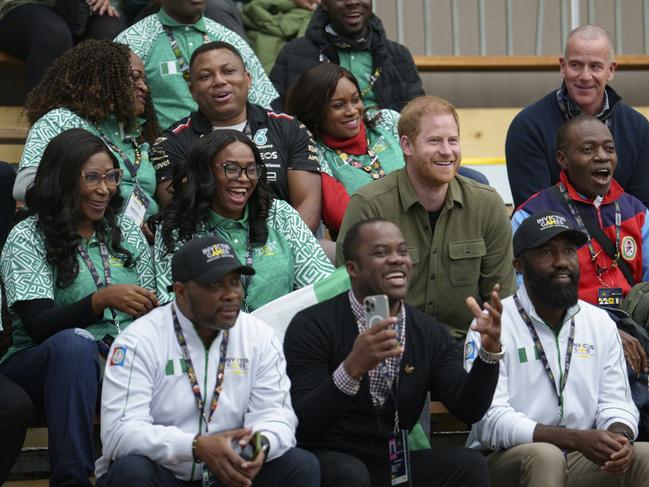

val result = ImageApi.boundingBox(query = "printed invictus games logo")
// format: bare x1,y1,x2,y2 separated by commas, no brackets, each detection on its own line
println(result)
202,243,233,262
254,240,278,257
226,357,250,375
536,214,568,230
573,342,595,358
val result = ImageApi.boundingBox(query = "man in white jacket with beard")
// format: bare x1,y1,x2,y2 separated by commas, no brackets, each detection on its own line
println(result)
465,210,649,487
95,235,319,487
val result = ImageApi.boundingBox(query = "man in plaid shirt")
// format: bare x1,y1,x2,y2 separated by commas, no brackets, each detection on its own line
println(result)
284,218,504,487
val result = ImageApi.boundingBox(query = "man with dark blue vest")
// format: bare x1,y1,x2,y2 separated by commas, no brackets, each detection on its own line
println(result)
506,24,649,208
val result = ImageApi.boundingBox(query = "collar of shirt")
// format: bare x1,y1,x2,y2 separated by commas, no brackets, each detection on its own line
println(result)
518,283,581,332
596,89,610,117
397,168,465,212
100,113,144,143
558,170,624,206
207,206,249,231
212,120,247,132
158,8,207,33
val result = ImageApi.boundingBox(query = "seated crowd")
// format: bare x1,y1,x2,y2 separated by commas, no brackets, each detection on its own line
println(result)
1,3,649,487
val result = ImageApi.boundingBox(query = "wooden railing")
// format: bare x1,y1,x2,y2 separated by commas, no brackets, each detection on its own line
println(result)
413,54,649,72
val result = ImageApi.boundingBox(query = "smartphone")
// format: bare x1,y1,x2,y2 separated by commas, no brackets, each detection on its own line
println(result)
232,431,260,461
364,294,390,327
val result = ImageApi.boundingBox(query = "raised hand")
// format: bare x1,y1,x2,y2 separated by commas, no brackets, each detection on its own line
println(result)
465,284,502,353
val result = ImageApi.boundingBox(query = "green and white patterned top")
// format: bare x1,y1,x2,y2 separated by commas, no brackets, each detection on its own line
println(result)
1,216,156,362
17,108,159,220
154,199,335,310
115,9,278,129
317,109,404,195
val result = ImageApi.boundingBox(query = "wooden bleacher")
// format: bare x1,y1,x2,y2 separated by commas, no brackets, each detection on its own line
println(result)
413,54,649,72
2,50,648,484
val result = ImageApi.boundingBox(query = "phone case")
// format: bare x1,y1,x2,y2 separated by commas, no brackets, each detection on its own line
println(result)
364,294,390,326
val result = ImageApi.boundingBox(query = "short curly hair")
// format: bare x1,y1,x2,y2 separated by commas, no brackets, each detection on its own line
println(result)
25,39,159,145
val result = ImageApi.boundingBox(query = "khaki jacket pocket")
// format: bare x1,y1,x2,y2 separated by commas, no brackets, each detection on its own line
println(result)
448,239,486,287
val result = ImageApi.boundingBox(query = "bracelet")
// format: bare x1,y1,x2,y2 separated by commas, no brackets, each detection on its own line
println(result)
478,344,505,364
192,434,201,463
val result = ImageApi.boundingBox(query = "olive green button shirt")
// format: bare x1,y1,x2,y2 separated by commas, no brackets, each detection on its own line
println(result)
336,169,516,333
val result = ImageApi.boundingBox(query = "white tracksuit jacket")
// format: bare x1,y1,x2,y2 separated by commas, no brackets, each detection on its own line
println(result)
95,302,297,480
464,284,638,451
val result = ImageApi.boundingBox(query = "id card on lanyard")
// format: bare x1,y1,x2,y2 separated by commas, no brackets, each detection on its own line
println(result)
123,185,150,225
171,304,229,486
78,241,120,333
376,353,411,486
97,132,151,224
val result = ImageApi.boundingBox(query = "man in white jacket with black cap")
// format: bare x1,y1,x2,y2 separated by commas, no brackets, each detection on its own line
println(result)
96,235,319,487
465,209,649,487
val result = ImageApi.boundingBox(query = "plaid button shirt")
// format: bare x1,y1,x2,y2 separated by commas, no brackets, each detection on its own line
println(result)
332,291,406,407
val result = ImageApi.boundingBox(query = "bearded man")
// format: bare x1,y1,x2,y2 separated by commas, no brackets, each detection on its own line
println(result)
464,210,649,487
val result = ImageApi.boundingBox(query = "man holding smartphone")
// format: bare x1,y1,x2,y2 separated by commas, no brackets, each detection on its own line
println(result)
96,235,319,487
284,218,503,487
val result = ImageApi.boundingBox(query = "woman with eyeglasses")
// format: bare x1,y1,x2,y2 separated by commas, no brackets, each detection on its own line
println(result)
285,63,404,235
13,39,160,234
0,129,157,486
155,129,335,311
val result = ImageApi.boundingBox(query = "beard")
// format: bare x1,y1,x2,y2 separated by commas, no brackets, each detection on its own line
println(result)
186,294,239,332
522,259,579,310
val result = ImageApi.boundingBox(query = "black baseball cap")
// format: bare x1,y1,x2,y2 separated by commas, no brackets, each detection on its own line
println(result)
513,210,588,257
171,235,255,285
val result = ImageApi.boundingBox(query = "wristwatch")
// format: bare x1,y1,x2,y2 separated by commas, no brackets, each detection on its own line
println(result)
259,434,271,461
478,344,505,364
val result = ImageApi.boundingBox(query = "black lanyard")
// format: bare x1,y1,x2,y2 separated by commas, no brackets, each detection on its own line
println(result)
514,293,575,413
97,132,142,181
171,304,229,430
78,241,120,333
558,182,621,279
162,26,210,82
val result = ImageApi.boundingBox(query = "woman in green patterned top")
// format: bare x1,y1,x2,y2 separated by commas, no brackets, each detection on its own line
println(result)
14,39,161,232
0,129,157,485
285,63,404,234
155,129,335,311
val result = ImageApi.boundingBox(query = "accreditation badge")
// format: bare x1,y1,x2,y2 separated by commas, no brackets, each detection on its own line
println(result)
123,185,150,225
598,287,623,309
388,429,412,486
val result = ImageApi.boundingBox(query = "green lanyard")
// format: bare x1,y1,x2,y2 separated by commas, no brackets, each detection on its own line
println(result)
162,26,210,82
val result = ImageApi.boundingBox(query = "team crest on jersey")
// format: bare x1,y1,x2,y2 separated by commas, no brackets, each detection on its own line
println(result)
110,346,127,367
464,340,477,361
621,236,637,261
253,129,268,146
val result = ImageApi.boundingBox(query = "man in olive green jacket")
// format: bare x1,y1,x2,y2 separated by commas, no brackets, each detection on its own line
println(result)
336,96,515,334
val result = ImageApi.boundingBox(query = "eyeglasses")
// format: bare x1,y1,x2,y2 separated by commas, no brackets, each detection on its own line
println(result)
214,163,263,180
81,169,123,187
